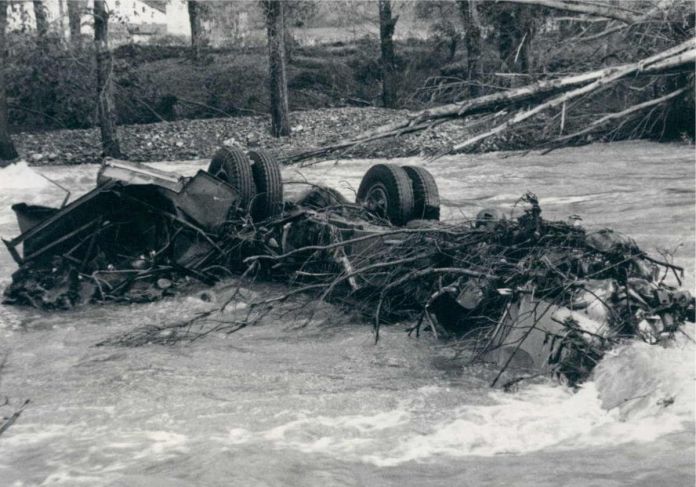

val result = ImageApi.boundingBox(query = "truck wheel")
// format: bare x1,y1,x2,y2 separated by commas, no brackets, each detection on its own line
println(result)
208,147,256,209
402,166,440,221
357,164,414,226
248,150,283,221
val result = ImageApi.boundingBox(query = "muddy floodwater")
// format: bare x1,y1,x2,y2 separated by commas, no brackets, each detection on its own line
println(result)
0,141,694,486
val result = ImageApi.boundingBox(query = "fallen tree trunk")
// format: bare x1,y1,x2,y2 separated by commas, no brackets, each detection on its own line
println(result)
281,38,695,163
501,0,642,24
452,40,696,151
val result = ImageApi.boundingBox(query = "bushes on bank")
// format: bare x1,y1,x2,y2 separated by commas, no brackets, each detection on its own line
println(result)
6,33,97,130
4,28,693,144
6,34,435,131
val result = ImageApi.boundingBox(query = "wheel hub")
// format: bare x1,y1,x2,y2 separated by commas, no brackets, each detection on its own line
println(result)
365,184,389,217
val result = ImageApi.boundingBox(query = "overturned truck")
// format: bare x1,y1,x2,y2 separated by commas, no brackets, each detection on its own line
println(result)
3,148,694,385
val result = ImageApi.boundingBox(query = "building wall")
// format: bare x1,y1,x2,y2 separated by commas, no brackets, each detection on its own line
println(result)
6,0,170,44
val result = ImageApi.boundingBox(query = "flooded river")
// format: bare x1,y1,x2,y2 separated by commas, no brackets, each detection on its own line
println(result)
0,141,694,486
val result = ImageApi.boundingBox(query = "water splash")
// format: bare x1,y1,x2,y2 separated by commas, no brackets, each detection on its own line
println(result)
217,333,694,466
0,161,52,190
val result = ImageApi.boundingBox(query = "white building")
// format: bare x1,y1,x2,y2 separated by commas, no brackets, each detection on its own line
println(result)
6,0,189,44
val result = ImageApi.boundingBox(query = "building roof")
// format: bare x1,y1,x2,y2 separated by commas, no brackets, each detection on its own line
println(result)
141,0,167,14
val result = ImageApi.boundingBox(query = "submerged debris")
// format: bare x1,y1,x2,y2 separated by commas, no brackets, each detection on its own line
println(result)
3,157,693,386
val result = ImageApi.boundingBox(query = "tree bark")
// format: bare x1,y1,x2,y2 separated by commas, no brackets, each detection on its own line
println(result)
378,0,399,108
0,1,18,164
458,0,483,98
187,0,205,60
94,0,122,158
58,0,65,38
264,0,290,137
33,0,49,38
67,0,82,47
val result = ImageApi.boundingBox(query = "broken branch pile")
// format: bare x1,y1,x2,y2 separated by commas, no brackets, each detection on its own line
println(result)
228,194,694,383
95,191,694,383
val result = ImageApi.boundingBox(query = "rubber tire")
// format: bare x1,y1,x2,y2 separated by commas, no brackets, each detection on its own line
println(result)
248,150,283,221
402,166,440,221
356,163,414,226
208,147,256,209
296,185,348,210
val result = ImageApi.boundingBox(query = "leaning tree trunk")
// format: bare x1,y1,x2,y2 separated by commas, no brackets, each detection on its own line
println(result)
0,1,18,165
33,0,49,38
187,0,205,60
378,0,399,108
265,0,290,137
458,0,484,98
94,0,122,158
67,0,82,47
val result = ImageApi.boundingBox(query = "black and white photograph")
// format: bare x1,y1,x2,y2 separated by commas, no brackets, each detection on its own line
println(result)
0,0,694,485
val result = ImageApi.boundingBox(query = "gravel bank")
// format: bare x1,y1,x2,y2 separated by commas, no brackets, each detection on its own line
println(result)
14,107,472,166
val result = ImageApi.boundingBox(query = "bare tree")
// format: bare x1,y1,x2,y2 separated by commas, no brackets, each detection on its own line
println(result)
458,0,483,97
264,0,290,137
378,0,399,108
187,1,206,60
32,0,49,38
0,1,18,165
94,0,122,158
495,4,536,75
67,0,82,47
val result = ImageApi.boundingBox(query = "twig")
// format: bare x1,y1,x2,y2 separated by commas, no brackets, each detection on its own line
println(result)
0,399,30,438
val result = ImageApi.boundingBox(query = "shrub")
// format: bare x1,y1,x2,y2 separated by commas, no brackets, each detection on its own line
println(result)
6,33,97,130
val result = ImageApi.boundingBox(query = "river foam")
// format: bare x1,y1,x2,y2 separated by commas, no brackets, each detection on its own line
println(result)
0,161,52,190
217,333,694,466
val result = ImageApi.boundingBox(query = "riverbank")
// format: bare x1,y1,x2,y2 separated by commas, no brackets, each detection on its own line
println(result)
13,107,481,166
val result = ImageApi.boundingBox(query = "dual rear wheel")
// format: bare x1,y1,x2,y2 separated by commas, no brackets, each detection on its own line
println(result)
209,149,441,226
356,163,440,226
208,147,283,222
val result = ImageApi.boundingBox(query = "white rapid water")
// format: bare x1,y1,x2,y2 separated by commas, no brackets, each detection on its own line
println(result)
0,142,693,486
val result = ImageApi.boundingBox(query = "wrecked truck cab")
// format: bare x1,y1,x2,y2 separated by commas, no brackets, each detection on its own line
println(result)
5,159,240,266
96,158,242,232
3,158,252,308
